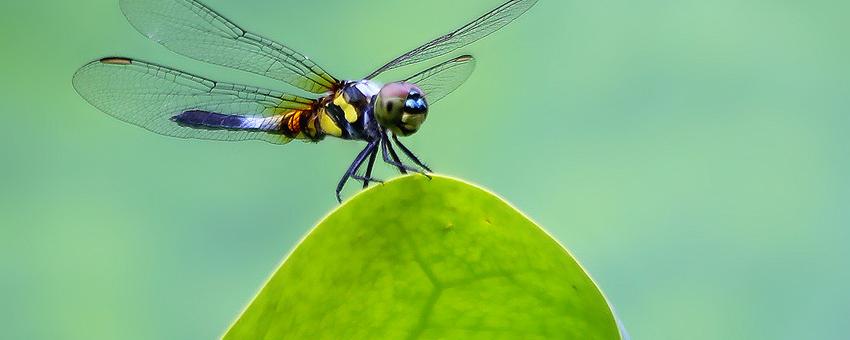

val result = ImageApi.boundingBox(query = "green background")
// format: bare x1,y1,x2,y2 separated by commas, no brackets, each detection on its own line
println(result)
1,0,847,339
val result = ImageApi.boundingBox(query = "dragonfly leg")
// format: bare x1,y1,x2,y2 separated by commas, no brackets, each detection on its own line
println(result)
381,132,407,174
336,140,379,203
381,132,428,176
353,147,382,189
352,174,384,186
391,134,433,173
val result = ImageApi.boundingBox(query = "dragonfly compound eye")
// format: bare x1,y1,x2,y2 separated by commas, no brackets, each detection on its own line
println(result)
375,82,428,136
404,91,428,115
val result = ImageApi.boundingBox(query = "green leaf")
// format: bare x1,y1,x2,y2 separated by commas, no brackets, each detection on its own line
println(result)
224,175,624,339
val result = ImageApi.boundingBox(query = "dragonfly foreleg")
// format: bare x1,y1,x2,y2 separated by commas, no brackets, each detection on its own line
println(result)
391,134,432,173
381,132,407,174
336,140,379,203
381,132,429,176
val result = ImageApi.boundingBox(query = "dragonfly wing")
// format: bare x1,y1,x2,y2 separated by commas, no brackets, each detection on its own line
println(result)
73,58,315,144
120,0,339,94
366,0,537,79
405,55,476,105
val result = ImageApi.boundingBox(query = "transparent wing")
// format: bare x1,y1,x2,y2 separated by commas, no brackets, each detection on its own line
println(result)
120,0,339,94
72,58,316,144
366,0,537,79
405,55,476,104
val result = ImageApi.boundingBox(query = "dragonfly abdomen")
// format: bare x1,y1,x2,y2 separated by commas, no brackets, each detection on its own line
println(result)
171,110,282,132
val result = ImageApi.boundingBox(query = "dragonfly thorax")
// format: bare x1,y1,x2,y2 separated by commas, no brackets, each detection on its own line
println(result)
346,79,382,99
374,82,429,137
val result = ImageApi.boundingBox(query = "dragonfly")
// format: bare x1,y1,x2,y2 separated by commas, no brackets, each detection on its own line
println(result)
73,0,539,202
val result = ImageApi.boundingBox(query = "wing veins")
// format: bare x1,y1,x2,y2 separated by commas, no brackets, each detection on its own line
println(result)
404,55,477,105
73,58,314,144
366,0,537,79
121,0,339,93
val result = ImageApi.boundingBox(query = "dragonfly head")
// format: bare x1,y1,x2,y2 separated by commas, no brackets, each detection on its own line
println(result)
374,82,428,136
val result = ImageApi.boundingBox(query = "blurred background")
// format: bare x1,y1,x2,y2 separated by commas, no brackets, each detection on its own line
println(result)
1,0,848,339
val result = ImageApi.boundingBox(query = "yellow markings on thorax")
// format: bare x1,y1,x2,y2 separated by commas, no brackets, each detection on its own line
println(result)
333,93,359,123
318,108,343,137
273,91,361,140
304,113,318,138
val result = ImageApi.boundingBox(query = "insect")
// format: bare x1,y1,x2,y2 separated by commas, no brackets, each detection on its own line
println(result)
73,0,538,202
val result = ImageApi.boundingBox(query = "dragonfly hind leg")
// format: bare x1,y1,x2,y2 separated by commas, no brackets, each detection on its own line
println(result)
336,140,379,203
353,146,384,188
